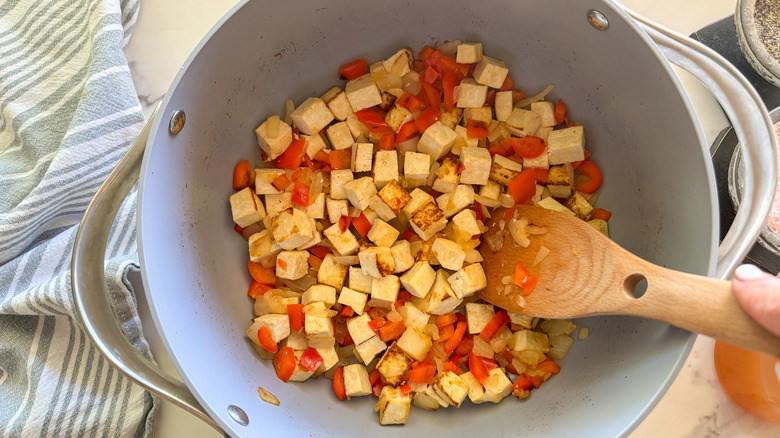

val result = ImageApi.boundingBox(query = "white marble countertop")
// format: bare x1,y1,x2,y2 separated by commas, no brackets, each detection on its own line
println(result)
125,1,780,436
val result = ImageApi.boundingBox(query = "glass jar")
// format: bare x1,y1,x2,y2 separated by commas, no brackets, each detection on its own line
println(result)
714,341,780,424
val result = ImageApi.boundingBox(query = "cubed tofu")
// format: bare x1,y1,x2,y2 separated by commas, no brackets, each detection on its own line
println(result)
400,261,437,298
345,112,371,138
329,169,354,200
318,254,349,289
383,48,414,77
448,263,487,299
348,266,374,293
412,270,463,315
302,284,337,306
487,119,510,143
402,302,431,331
472,56,509,89
454,124,479,148
547,165,573,198
510,330,550,353
373,150,399,188
433,370,469,408
247,313,291,344
343,176,377,210
479,368,513,403
254,168,285,195
345,74,383,112
565,191,594,220
588,218,609,236
451,209,482,236
315,345,340,371
479,179,502,201
505,108,541,137
343,364,372,397
376,342,414,385
321,86,353,121
404,152,431,184
431,238,466,271
264,192,293,218
396,327,432,362
288,350,316,382
464,106,493,126
456,42,483,64
347,314,376,345
290,97,334,136
536,197,576,216
303,133,327,160
410,201,447,241
255,116,293,159
276,250,309,280
432,157,460,193
494,90,513,122
304,302,335,339
230,187,266,227
376,179,412,217
436,185,475,218
456,79,488,108
324,223,360,255
466,302,495,334
459,146,492,185
490,154,524,186
248,230,282,264
284,330,308,351
369,195,396,221
371,274,401,307
403,188,435,216
390,241,415,273
438,105,464,131
367,218,400,247
547,125,585,165
272,208,315,250
338,286,368,315
460,371,487,403
355,335,387,364
385,103,413,133
326,198,349,224
522,144,549,169
295,191,325,219
417,121,457,161
376,385,412,425
380,91,399,112
531,101,556,128
353,142,374,172
326,121,355,150
359,245,395,278
536,126,553,143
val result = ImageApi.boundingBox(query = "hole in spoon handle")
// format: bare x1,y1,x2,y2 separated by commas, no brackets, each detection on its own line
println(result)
623,273,648,299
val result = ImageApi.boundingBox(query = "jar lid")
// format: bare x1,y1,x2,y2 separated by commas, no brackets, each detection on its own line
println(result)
737,0,780,87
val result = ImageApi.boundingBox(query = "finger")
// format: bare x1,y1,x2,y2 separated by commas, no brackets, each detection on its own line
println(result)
732,264,780,337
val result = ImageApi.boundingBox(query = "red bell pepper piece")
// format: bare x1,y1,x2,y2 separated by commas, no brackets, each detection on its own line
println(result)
379,133,395,150
507,169,537,204
419,81,441,109
248,281,272,298
478,310,510,341
378,320,406,342
469,353,490,383
441,69,460,111
287,304,304,331
575,160,603,193
355,108,389,133
409,363,437,384
299,347,325,372
591,208,613,222
466,120,489,140
272,173,292,191
444,321,468,353
275,347,300,383
338,215,352,233
351,212,372,238
395,122,418,143
329,149,351,170
275,138,306,169
414,106,441,133
232,160,252,190
291,181,310,207
338,59,367,80
505,136,545,159
257,326,279,353
248,261,276,285
333,366,347,400
554,99,567,125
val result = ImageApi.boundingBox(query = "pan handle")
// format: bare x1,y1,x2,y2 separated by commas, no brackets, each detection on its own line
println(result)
625,10,778,280
70,105,224,434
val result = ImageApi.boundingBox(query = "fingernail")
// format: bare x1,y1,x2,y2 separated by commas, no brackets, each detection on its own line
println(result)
734,264,765,280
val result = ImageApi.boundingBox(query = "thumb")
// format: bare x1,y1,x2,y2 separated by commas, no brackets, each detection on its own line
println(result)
731,264,780,337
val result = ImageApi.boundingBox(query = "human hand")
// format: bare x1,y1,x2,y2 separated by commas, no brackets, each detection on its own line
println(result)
731,264,780,337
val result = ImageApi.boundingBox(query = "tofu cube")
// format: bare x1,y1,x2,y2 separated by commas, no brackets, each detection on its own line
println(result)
412,270,463,315
531,101,556,128
464,106,493,127
345,74,383,112
230,187,266,227
367,218,400,247
355,335,387,364
248,230,282,264
376,385,412,425
321,86,353,121
390,241,415,273
248,314,291,344
348,266,374,293
288,350,316,382
451,209,482,236
459,146,492,185
376,179,412,217
490,154,524,186
479,179,502,201
431,238,466,271
454,125,479,150
487,120,510,143
456,79,488,108
460,371,487,403
433,370,469,408
510,330,550,353
481,368,513,402
303,133,327,160
547,165,573,198
304,302,335,339
385,104,413,133
536,197,576,216
396,327,432,362
329,169,354,200
318,254,349,289
326,198,349,224
383,48,414,77
410,201,447,241
315,345,340,372
547,126,585,164
505,108,541,137
403,188,435,216
254,168,284,195
456,42,483,64
565,191,594,220
359,246,395,278
466,302,496,334
400,261,437,298
522,144,549,169
432,157,460,194
276,250,309,280
302,284,337,306
353,142,374,172
438,105,464,131
337,286,368,315
324,223,360,255
343,176,377,210
295,191,325,219
494,90,513,122
436,184,475,218
417,121,457,161
373,150,399,188
369,195,396,222
272,208,315,250
376,342,414,385
404,152,430,184
264,192,292,218
447,262,487,300
343,364,372,397
255,117,293,159
284,330,308,351
290,97,334,136
472,56,509,89
370,274,400,307
347,314,376,345
326,121,355,150
345,112,371,138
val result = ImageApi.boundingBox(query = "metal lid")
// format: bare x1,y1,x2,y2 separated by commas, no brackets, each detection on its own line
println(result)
737,0,780,87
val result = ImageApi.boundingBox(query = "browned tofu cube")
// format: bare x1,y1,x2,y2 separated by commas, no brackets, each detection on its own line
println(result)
377,179,412,216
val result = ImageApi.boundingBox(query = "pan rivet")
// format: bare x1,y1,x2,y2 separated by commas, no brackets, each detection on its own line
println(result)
227,405,249,426
169,110,186,134
587,10,609,31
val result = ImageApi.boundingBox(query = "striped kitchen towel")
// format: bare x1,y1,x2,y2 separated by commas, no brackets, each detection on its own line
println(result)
0,0,158,436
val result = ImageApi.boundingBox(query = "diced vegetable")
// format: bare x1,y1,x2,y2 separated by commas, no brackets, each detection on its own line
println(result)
274,347,297,382
575,160,603,193
507,169,537,204
233,160,253,190
299,348,325,372
333,366,347,400
339,59,368,80
275,138,306,169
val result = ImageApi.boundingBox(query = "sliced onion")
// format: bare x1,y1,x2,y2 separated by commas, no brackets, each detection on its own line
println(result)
386,309,403,322
302,304,337,318
281,275,317,292
331,255,359,265
372,71,403,91
514,84,554,109
424,323,440,341
511,357,528,375
257,387,280,406
367,299,393,310
532,245,550,266
283,99,295,125
474,194,501,208
436,39,461,57
501,194,515,208
427,162,440,187
509,219,531,248
308,336,337,348
309,171,323,204
401,71,422,96
515,293,526,308
472,335,494,358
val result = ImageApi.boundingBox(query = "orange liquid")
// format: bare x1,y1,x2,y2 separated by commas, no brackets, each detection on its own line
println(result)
714,341,780,424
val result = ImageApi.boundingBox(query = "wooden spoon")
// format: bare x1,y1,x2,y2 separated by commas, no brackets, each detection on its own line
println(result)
477,205,780,358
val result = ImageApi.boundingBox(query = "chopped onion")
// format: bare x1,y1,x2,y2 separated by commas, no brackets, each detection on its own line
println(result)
263,290,288,314
427,162,440,186
401,71,422,96
515,293,526,308
266,114,281,138
424,323,440,341
436,39,461,57
481,203,491,219
501,275,512,285
579,327,590,340
387,309,403,322
281,275,316,292
548,335,575,360
509,219,531,248
464,249,483,264
489,326,512,352
367,299,393,310
485,228,505,253
308,336,337,348
302,304,337,318
331,255,359,265
532,245,550,266
283,99,295,125
337,345,355,359
514,84,554,109
501,194,515,208
309,171,323,204
371,71,403,91
526,225,547,235
540,319,576,337
474,194,502,208
257,387,280,406
472,335,494,358
511,357,528,375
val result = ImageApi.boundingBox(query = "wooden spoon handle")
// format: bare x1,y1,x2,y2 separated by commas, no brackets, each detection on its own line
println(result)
627,262,780,358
